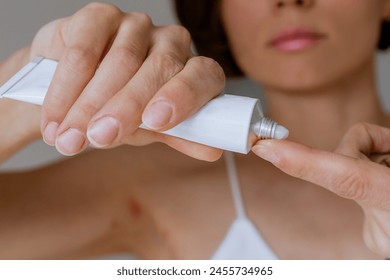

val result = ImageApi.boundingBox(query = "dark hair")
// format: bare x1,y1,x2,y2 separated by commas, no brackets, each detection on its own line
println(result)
378,21,390,50
174,0,242,77
174,0,390,77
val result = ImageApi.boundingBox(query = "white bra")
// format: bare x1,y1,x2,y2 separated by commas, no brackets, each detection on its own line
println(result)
211,151,278,260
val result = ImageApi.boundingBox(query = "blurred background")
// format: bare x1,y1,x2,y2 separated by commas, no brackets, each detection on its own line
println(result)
1,0,389,170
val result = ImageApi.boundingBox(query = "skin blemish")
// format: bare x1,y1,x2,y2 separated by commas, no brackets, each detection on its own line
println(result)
110,221,119,230
128,198,142,218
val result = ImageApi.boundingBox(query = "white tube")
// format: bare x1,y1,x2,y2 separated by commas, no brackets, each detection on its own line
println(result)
0,57,288,154
0,57,56,105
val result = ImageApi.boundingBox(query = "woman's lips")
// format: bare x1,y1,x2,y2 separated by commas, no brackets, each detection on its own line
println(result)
269,28,326,52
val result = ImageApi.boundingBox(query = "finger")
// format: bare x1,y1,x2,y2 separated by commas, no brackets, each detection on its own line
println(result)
85,25,193,148
30,18,67,60
41,3,123,145
252,140,390,209
159,134,223,161
54,13,152,156
335,123,390,158
362,208,390,257
141,55,225,131
116,128,223,161
369,153,390,167
87,54,224,149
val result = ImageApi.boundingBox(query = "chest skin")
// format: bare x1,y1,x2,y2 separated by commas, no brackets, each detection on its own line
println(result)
101,144,381,260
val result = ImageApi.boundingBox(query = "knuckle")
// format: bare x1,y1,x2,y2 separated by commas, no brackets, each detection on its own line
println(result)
76,102,101,120
270,146,313,179
151,53,184,80
197,56,225,85
336,122,374,157
122,94,144,117
172,75,194,95
43,96,66,117
331,166,368,200
279,155,306,177
84,2,122,17
166,24,191,45
54,18,67,41
349,122,371,137
130,12,153,28
65,46,98,74
112,46,143,72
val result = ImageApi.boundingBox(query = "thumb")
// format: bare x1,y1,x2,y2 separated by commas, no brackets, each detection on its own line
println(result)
252,140,390,209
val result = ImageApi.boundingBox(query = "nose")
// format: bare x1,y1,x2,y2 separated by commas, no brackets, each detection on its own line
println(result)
276,0,314,8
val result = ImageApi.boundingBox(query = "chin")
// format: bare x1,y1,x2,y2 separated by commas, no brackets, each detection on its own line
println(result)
252,64,338,93
258,73,332,93
265,82,324,93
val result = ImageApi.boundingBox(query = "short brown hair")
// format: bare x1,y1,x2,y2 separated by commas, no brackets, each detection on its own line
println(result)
174,0,242,77
174,0,390,78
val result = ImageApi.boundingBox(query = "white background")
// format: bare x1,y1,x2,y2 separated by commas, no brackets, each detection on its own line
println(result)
0,260,389,280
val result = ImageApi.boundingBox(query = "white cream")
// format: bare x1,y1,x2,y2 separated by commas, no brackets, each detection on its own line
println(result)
0,57,288,153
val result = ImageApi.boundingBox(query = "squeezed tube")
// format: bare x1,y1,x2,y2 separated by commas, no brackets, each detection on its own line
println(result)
144,94,289,153
0,57,289,154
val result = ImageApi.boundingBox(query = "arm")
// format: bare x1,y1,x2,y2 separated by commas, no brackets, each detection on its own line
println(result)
0,51,139,256
0,48,41,164
0,99,40,164
0,147,141,259
0,47,30,84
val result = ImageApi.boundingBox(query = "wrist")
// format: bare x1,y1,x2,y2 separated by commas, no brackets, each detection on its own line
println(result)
0,47,31,85
0,99,41,164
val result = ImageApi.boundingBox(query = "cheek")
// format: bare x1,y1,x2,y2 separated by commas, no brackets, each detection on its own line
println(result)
221,0,270,61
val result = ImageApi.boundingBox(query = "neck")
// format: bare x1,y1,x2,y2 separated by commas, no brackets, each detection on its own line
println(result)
263,58,387,151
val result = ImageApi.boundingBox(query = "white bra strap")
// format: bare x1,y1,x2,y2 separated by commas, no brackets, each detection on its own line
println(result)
224,151,247,219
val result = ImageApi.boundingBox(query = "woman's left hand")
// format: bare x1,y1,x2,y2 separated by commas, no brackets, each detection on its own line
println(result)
252,123,390,257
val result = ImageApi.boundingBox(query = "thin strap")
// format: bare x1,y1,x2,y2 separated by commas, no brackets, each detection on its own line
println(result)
224,151,247,219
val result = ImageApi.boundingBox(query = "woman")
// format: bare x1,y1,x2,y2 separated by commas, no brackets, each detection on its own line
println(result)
0,0,389,259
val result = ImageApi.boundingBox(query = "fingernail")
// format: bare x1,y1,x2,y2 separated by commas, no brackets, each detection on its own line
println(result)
43,122,59,146
142,100,173,130
55,128,86,156
87,116,119,148
252,140,279,164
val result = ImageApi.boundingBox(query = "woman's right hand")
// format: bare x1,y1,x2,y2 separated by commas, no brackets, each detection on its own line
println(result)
29,3,225,160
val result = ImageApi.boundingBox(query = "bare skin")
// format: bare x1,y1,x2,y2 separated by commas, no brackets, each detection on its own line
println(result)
0,72,386,259
0,141,383,259
1,0,390,259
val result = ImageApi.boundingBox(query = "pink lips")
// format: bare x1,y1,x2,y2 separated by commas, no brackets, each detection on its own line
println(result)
269,28,326,52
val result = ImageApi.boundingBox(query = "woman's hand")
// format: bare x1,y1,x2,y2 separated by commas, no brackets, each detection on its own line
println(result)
252,123,390,257
0,99,41,164
28,3,224,160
